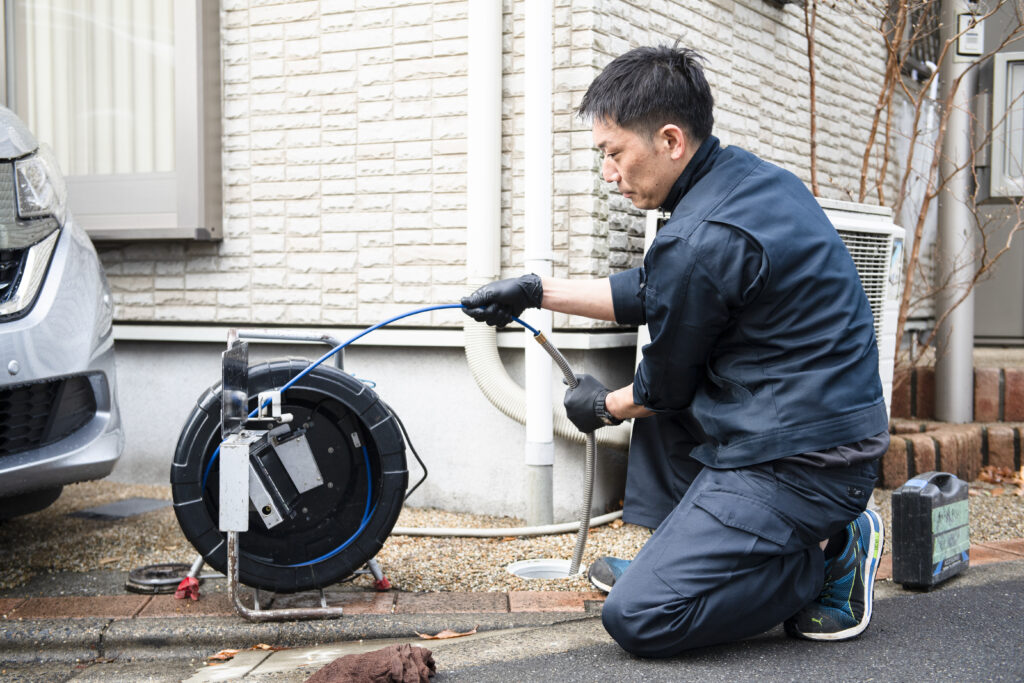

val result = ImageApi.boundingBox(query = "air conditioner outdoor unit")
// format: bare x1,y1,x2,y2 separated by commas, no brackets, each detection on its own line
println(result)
820,198,906,417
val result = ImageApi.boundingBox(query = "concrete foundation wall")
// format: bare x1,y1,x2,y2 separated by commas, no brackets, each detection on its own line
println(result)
108,338,632,522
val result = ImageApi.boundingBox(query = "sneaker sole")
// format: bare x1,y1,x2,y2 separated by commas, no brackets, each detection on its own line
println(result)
588,572,614,594
799,509,885,642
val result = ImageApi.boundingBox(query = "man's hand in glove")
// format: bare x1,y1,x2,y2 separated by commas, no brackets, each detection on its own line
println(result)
563,373,623,433
461,274,543,327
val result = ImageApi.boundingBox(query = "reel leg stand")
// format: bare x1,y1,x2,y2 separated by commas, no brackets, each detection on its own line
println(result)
366,558,392,591
225,530,344,622
219,333,346,623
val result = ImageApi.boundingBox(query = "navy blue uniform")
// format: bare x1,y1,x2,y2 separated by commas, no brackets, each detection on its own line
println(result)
601,136,888,656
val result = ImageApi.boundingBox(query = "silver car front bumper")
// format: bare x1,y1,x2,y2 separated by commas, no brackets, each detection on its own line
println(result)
0,218,123,497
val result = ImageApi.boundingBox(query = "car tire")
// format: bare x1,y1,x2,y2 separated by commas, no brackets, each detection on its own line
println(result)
0,485,63,521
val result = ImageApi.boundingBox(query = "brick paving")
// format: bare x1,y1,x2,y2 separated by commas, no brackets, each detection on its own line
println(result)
508,591,606,613
394,592,509,615
8,595,149,620
0,598,26,618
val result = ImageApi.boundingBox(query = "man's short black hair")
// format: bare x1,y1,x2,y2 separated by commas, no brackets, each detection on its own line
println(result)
577,45,714,142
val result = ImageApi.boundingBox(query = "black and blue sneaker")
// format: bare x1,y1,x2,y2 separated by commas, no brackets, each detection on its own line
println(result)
785,508,884,641
587,556,631,593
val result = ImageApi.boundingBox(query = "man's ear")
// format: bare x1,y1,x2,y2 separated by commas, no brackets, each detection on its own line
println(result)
658,124,689,161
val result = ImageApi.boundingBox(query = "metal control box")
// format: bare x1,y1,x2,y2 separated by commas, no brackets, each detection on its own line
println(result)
891,471,970,589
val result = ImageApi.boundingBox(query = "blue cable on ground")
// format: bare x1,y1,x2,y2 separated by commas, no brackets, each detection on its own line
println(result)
201,302,539,569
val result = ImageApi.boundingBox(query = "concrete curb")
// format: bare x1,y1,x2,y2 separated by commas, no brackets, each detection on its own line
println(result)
0,591,606,664
0,616,108,663
0,612,601,664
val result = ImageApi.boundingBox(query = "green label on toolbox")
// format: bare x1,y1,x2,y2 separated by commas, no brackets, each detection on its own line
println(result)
932,500,968,535
932,525,971,564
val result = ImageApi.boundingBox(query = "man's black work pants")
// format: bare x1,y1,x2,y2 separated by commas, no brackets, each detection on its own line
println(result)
602,414,879,658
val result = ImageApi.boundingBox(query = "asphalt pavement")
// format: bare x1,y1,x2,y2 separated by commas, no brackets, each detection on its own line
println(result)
1,555,1022,682
440,565,1024,683
440,561,1024,682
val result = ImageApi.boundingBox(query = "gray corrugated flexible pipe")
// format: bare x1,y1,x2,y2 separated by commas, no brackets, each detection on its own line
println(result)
463,319,632,450
401,318,614,573
453,327,603,574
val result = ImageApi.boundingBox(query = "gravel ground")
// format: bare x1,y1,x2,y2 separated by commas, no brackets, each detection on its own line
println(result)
0,479,1021,594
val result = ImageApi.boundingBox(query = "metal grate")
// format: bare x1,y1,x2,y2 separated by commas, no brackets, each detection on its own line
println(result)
0,164,14,222
0,375,97,457
0,249,24,302
898,1,941,80
906,2,941,68
837,229,891,338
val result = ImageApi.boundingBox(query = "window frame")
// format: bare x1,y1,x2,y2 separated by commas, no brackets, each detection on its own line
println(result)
1,0,222,240
991,51,1024,199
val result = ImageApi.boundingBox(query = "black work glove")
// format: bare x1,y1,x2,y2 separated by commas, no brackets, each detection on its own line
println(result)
461,273,543,327
563,373,623,433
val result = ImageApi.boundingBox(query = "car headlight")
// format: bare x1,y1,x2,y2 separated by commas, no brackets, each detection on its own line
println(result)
0,143,66,318
14,144,67,226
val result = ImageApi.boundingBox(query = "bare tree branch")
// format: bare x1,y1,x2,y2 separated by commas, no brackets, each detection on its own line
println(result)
807,1,1024,381
804,0,821,196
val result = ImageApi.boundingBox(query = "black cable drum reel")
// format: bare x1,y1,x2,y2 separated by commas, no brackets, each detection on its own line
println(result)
171,359,408,593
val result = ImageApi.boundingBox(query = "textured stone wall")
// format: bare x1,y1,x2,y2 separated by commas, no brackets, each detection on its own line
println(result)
97,0,887,330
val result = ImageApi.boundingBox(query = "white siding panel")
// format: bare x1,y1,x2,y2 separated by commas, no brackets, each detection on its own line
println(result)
96,0,888,329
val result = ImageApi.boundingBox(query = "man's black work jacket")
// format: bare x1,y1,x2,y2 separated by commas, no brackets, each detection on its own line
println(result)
609,136,889,468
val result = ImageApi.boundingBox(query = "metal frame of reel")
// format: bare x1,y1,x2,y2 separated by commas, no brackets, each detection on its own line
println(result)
216,329,386,622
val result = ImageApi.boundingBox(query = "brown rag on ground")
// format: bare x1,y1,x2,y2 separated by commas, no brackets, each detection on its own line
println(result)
305,643,435,683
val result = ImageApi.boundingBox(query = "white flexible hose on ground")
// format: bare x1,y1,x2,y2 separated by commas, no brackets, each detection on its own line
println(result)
391,509,622,538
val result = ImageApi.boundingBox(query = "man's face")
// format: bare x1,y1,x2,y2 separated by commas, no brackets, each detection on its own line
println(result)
593,119,682,210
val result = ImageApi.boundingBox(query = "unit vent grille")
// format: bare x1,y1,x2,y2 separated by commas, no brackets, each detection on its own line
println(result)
836,229,891,338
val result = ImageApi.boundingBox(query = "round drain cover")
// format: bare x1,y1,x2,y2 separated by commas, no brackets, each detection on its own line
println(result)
506,558,584,579
125,562,193,594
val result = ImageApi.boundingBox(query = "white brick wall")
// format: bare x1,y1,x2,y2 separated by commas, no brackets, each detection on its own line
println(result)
98,0,887,330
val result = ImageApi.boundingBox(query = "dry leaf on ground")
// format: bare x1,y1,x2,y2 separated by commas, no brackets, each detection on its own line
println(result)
416,626,478,640
979,466,1024,486
208,649,240,662
206,643,286,663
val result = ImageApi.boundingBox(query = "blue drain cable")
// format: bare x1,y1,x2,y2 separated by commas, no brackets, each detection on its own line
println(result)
201,303,540,568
